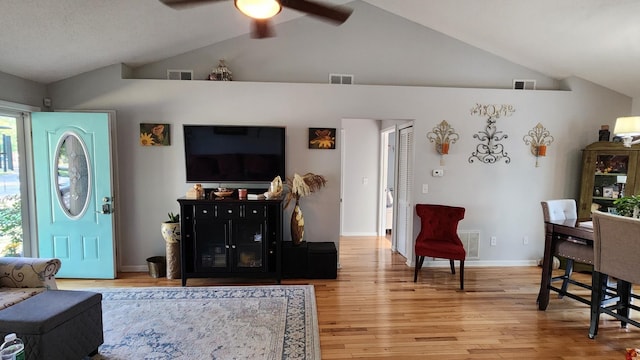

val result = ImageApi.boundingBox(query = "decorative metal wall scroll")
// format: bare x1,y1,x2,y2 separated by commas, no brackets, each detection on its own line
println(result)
427,120,459,155
523,123,554,167
468,103,515,164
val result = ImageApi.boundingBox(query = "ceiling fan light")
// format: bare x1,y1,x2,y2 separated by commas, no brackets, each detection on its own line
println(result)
235,0,281,19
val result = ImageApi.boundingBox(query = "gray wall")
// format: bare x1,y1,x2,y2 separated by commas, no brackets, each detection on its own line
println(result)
0,71,46,108
131,1,561,91
2,0,634,271
46,73,630,270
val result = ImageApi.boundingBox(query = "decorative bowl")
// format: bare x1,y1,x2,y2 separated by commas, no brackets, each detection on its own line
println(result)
213,190,234,198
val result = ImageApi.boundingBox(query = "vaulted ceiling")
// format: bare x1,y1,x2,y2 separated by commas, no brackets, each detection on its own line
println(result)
2,0,639,99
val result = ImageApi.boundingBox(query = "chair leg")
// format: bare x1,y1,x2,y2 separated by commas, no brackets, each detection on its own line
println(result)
449,259,455,274
589,271,607,339
414,256,425,282
618,280,632,329
559,259,574,299
459,260,464,290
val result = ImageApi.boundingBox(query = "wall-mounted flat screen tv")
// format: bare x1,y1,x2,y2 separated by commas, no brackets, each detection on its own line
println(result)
183,125,286,184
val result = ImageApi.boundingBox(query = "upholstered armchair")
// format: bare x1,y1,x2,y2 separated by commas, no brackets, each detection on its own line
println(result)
0,257,61,310
589,211,640,338
414,204,466,289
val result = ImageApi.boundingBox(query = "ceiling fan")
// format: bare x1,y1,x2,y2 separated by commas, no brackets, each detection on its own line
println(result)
160,0,353,38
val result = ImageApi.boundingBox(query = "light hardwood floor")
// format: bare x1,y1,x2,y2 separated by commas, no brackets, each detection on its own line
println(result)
58,236,640,359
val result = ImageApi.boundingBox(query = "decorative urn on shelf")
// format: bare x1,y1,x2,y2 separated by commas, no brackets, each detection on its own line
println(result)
208,59,232,81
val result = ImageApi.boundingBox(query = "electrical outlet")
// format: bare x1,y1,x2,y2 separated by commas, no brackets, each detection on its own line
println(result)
432,169,444,177
490,236,497,246
523,236,529,245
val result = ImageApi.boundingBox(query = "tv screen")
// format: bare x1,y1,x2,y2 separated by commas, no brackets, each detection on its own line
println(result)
183,125,286,184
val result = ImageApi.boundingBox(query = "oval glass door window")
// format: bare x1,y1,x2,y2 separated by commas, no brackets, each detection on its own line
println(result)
55,133,91,217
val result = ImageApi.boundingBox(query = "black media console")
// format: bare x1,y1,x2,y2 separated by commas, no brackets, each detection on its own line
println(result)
177,196,282,286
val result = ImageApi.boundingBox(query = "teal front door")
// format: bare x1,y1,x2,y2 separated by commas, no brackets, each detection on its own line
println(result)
32,112,116,278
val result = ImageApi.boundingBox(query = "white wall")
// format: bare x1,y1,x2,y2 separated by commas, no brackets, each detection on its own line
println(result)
45,71,630,270
341,118,380,236
0,71,46,108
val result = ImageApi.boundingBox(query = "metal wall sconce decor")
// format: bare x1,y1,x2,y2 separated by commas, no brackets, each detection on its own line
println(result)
523,122,554,167
468,103,515,164
427,120,459,165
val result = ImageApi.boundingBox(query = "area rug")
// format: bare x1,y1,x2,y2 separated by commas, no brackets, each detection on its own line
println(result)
88,285,320,360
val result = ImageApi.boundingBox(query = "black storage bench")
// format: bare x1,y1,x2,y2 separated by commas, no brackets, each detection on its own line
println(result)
0,290,103,360
307,242,337,279
282,242,308,279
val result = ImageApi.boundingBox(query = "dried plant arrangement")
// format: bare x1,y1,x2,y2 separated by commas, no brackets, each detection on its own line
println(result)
284,173,327,208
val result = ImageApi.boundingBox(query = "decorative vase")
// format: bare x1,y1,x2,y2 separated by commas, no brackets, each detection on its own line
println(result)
161,222,181,279
291,200,304,245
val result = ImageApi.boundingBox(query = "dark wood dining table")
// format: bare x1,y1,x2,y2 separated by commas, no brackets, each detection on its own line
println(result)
537,218,594,310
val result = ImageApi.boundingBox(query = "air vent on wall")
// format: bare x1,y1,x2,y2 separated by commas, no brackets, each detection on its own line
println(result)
513,79,536,90
329,73,354,85
167,70,193,80
458,230,480,259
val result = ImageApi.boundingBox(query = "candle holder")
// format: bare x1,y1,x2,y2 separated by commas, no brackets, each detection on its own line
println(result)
523,123,554,167
427,120,459,165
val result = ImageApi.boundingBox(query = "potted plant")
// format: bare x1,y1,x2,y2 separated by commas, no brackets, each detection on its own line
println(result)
161,212,180,242
161,212,181,279
614,195,640,218
285,173,327,245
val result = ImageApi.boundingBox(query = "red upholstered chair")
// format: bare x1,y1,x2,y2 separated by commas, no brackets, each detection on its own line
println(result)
414,204,466,289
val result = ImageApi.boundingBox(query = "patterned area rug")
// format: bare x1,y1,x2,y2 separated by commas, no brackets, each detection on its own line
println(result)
89,285,319,360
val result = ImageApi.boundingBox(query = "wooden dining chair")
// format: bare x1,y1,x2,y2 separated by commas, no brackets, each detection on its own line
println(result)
541,199,590,297
413,204,466,289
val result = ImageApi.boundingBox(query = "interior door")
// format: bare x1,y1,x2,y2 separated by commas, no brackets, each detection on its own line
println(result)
32,112,116,278
395,124,413,261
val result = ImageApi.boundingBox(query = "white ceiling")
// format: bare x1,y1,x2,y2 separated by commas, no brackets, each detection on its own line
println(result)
2,0,640,99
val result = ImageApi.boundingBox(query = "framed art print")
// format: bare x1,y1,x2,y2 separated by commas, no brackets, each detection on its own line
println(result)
140,123,170,146
308,128,336,149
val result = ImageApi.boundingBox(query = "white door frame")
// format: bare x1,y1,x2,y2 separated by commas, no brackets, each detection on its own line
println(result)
0,100,40,257
379,125,397,247
396,123,414,265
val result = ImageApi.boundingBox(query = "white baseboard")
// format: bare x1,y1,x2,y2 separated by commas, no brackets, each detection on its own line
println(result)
420,260,538,267
120,265,148,273
120,260,539,274
340,231,378,236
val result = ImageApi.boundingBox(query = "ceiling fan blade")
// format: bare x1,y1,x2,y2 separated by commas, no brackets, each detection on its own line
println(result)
159,0,228,10
252,19,275,38
281,0,352,24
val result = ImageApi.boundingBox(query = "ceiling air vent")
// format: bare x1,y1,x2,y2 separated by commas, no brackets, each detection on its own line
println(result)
329,73,354,85
167,70,193,80
513,79,536,90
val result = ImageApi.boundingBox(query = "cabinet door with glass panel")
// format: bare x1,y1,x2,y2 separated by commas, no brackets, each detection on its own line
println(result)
578,142,640,219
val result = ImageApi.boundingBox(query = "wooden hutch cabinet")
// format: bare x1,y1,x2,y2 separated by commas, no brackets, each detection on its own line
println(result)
177,197,283,286
578,142,640,220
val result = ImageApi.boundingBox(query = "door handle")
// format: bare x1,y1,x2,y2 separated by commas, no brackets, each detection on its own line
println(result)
97,196,114,214
97,203,111,214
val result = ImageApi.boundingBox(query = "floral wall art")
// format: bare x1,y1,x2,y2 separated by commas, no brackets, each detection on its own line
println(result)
308,128,336,149
140,123,171,146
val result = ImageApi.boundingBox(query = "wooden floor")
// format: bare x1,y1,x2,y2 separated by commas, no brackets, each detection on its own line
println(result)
57,236,640,359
